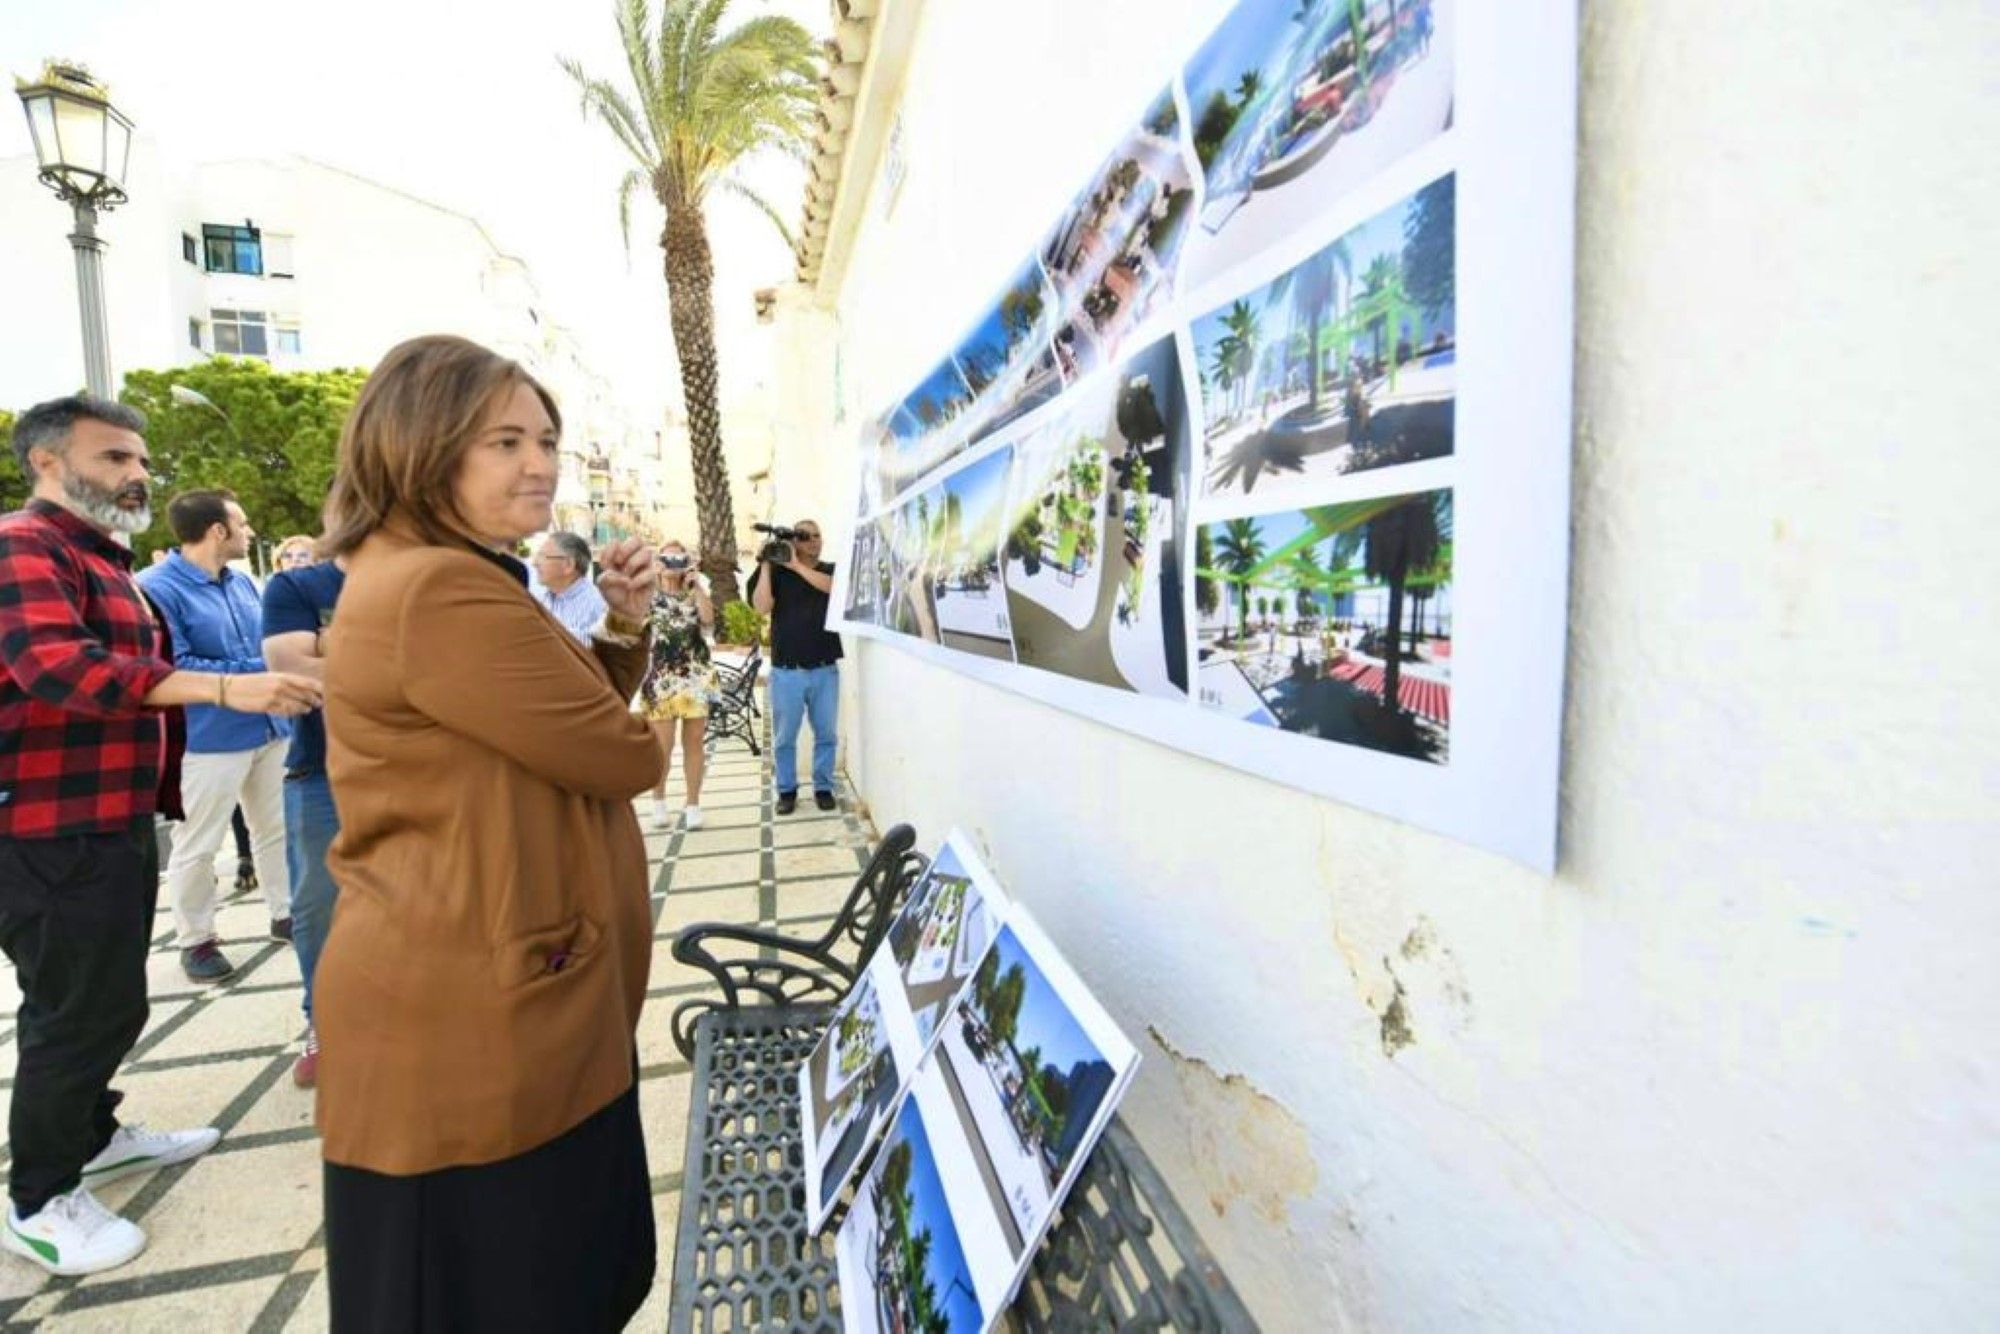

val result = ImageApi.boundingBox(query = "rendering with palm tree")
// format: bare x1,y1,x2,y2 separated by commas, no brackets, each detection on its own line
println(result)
562,0,820,606
1194,177,1456,501
1197,491,1453,763
1211,516,1268,643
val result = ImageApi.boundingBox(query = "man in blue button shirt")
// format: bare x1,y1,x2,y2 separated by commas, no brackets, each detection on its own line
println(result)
138,491,292,982
530,531,607,644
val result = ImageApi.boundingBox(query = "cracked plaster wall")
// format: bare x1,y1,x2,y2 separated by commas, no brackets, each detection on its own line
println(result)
777,0,2000,1327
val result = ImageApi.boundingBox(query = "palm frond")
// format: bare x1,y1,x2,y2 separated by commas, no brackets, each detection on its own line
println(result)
575,0,824,217
557,56,658,168
616,0,660,112
617,168,651,256
715,175,796,250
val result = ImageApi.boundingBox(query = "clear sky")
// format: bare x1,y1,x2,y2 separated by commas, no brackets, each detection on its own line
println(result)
0,0,823,424
937,446,1014,540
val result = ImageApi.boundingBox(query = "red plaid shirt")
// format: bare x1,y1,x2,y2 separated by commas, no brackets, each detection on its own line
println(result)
0,500,178,838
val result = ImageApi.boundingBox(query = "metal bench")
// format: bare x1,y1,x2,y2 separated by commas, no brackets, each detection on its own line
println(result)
666,825,1258,1332
704,647,764,758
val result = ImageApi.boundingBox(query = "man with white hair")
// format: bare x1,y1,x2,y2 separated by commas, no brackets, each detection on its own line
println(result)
531,530,607,644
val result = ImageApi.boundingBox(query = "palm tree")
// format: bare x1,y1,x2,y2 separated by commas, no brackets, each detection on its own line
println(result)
1194,524,1220,620
1212,517,1266,642
1283,240,1348,416
1358,253,1401,365
1219,300,1261,418
1206,338,1240,421
1362,495,1442,715
1290,543,1322,621
561,0,820,607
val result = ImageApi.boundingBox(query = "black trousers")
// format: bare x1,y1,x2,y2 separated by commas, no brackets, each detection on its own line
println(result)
230,806,251,864
324,1082,656,1332
0,820,157,1216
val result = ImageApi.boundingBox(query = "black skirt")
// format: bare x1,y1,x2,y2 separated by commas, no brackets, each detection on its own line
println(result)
323,1083,655,1332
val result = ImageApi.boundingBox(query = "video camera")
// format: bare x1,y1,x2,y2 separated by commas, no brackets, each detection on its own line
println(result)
753,523,803,566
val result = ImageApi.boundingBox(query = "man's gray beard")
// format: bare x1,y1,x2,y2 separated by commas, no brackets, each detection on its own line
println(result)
61,468,152,534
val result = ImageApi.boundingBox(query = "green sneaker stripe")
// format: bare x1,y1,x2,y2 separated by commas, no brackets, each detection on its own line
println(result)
8,1219,58,1264
82,1154,153,1176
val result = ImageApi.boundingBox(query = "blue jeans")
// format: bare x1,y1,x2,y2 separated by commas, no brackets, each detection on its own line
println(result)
769,664,839,796
283,772,341,1022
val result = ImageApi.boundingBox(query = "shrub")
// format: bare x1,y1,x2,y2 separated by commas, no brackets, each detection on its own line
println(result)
719,599,768,647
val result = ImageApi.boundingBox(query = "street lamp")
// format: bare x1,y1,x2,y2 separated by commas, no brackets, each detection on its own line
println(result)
15,61,134,399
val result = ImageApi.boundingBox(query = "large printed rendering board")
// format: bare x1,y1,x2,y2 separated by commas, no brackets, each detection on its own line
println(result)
800,833,1012,1232
832,0,1575,870
834,910,1140,1334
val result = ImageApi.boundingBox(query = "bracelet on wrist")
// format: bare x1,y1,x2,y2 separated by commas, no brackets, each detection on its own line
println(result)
216,674,229,708
593,613,646,648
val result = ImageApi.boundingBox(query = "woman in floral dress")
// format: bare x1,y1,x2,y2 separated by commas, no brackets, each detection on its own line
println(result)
638,541,718,829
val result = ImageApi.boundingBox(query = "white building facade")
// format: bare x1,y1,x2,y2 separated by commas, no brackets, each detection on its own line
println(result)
0,141,674,538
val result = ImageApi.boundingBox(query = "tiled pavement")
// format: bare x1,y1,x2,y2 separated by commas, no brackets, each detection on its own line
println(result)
0,713,878,1330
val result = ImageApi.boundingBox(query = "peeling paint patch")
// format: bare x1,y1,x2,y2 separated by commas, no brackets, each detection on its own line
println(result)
1377,973,1415,1056
1148,1028,1319,1225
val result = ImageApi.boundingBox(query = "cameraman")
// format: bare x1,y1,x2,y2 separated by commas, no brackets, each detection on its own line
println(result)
747,520,840,815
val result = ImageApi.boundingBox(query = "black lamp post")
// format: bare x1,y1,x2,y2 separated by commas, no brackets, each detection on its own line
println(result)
15,62,135,399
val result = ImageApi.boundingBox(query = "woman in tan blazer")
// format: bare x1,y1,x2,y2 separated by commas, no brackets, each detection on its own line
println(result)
314,335,666,1330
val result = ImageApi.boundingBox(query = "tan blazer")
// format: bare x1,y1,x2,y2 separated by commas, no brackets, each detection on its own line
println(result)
317,518,663,1175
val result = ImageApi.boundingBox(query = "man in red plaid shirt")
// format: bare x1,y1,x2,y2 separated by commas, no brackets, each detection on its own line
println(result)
0,395,320,1276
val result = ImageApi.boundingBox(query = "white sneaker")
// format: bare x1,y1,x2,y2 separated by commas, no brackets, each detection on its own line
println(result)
683,805,705,830
650,799,671,830
81,1123,220,1188
4,1187,145,1275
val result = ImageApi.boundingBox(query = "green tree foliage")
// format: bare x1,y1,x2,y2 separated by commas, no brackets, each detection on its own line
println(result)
1213,516,1267,640
118,360,366,563
0,411,25,516
1290,543,1323,620
1402,175,1456,320
998,278,1045,345
988,962,1027,1052
1194,523,1219,617
1193,89,1239,168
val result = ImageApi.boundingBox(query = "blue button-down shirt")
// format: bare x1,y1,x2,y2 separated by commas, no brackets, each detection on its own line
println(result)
534,576,607,645
136,551,289,754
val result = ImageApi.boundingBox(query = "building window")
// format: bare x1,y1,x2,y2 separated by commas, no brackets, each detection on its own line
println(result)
202,224,262,276
211,309,269,357
275,325,302,356
265,233,295,279
181,233,198,265
188,317,201,350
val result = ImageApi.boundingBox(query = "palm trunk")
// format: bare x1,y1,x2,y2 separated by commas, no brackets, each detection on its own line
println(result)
1382,574,1406,713
661,203,743,608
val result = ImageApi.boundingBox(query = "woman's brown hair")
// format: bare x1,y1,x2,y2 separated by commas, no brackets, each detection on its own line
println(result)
320,335,561,558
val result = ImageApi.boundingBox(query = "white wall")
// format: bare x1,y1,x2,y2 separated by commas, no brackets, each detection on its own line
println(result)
770,0,2000,1328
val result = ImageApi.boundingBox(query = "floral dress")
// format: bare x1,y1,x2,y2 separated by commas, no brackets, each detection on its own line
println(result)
637,590,719,721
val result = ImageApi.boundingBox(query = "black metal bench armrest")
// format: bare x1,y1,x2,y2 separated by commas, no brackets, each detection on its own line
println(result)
668,924,859,1058
667,822,925,1059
